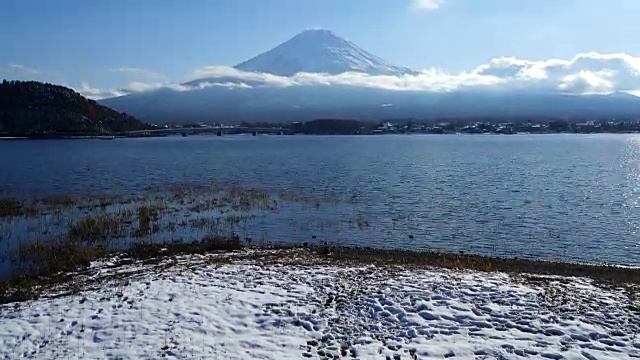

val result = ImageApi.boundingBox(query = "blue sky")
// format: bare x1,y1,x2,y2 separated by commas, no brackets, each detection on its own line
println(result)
3,0,640,97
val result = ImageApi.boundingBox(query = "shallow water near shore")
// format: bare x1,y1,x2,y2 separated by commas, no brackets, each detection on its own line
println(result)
1,134,640,268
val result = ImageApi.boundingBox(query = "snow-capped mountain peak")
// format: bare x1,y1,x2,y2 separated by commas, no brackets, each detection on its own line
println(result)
234,29,416,76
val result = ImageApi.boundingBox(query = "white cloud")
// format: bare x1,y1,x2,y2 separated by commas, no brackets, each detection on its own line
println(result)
411,0,443,12
558,71,614,94
117,80,251,94
470,52,640,94
77,80,252,100
75,82,126,100
191,51,640,95
0,63,40,75
75,81,175,99
80,52,640,100
192,65,502,92
119,81,171,93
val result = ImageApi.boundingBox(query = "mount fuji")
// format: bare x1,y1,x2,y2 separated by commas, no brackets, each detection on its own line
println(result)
234,29,416,76
101,30,640,124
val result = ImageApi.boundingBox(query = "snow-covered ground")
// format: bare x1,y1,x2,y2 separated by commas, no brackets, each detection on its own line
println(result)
1,253,639,359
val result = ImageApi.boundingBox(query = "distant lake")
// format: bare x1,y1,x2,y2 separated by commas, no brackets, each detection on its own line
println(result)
1,134,640,266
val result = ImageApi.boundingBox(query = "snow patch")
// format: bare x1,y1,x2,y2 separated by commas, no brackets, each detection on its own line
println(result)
234,29,416,77
1,260,639,359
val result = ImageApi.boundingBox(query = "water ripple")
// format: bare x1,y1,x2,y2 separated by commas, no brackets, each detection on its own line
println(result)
1,134,640,265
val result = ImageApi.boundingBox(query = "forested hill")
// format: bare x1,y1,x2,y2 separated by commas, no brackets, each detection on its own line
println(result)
0,80,148,136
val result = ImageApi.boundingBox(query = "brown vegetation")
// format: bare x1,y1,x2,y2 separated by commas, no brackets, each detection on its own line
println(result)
1,183,639,306
0,198,37,218
309,246,640,284
68,213,131,243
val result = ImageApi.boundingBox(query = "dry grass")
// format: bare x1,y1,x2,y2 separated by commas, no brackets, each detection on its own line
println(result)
16,239,105,278
41,195,76,208
309,246,640,283
0,198,37,218
135,205,159,237
3,183,640,305
0,233,243,304
126,234,242,260
68,213,131,243
3,242,640,305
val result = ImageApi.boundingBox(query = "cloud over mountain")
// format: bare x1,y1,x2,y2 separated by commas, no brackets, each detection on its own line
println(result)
190,66,500,92
81,51,640,100
92,29,640,124
71,29,640,100
472,52,640,94
76,82,125,100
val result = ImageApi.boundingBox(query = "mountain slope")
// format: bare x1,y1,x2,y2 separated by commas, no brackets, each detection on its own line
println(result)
234,29,416,76
0,80,147,135
101,85,640,124
99,29,640,124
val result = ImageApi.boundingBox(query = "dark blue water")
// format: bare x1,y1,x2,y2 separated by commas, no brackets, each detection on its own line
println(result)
1,134,640,266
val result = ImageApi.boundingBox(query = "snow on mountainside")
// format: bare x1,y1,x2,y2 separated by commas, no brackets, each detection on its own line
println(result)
234,29,416,76
100,29,640,124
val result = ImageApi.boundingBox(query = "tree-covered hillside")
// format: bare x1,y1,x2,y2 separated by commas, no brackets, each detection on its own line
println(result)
0,80,147,136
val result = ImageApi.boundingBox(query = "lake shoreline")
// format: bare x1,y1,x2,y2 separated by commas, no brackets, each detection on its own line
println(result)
0,134,168,140
3,130,640,140
2,137,638,303
2,243,639,305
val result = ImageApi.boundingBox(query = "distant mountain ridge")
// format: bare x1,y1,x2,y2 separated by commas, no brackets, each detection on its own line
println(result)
99,30,640,124
101,86,640,124
234,29,416,76
0,80,146,136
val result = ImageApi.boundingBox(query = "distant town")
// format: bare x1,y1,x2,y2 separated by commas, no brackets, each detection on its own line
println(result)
4,81,640,139
150,118,640,136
